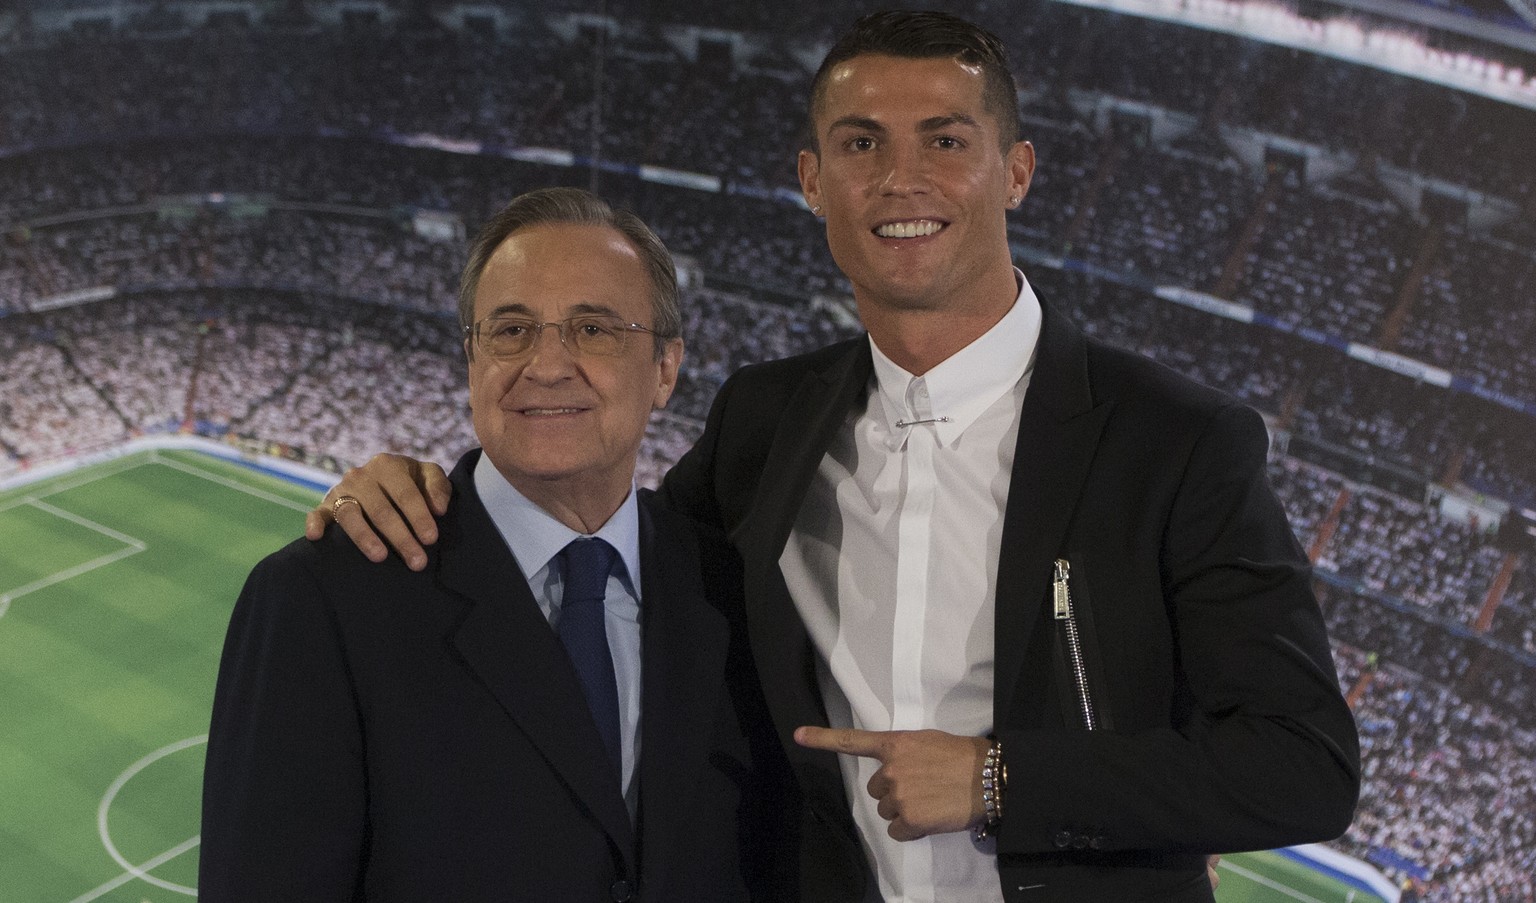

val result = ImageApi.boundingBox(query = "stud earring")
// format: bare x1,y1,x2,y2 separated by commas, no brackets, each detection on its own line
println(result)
811,205,822,216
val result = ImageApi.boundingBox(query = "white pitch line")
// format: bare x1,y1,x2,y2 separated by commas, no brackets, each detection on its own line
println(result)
96,735,207,898
25,498,149,548
1218,859,1333,903
0,545,145,615
150,453,315,513
65,834,200,903
0,498,148,616
0,457,151,514
1,449,313,616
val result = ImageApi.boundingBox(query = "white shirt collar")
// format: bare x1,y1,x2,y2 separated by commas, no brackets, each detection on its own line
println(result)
868,268,1042,449
472,451,643,598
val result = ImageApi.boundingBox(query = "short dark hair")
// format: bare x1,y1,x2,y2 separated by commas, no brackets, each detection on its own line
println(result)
804,10,1021,155
458,187,680,359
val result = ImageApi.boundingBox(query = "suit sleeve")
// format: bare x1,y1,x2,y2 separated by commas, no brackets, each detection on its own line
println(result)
997,403,1360,856
659,369,735,530
199,547,368,901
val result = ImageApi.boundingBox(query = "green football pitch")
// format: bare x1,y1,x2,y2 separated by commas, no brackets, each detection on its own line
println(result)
1216,849,1390,903
0,448,317,902
0,447,1388,902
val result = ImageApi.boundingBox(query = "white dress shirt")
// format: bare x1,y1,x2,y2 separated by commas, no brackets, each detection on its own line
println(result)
780,272,1042,902
474,454,644,815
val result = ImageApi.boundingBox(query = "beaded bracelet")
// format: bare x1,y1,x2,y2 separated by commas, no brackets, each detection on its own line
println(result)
973,738,1007,841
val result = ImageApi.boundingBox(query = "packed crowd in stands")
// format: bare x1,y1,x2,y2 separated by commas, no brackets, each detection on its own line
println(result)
1494,565,1536,657
11,187,1536,506
0,324,128,458
1067,136,1248,287
6,131,1536,402
1403,226,1536,396
1269,459,1536,662
1320,491,1506,625
5,0,1529,198
1033,268,1536,504
1272,458,1536,703
1337,645,1536,902
3,5,1535,899
7,210,460,315
1235,188,1409,341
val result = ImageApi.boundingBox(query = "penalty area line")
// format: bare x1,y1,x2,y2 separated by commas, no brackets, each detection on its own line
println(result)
0,544,146,619
65,834,200,903
150,453,315,513
0,497,148,618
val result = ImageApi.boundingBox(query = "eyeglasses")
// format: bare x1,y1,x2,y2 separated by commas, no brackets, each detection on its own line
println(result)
465,314,671,358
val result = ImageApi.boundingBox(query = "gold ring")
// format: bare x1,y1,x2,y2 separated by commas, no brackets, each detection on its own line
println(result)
331,495,361,518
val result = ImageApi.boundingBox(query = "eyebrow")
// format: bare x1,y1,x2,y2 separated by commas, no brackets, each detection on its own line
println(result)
827,115,886,135
826,113,983,135
482,301,623,319
918,113,981,132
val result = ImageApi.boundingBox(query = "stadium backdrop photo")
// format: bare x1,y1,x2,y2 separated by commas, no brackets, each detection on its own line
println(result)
2,0,1534,900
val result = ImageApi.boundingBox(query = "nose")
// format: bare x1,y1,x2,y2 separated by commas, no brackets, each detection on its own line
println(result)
878,142,928,196
519,324,579,382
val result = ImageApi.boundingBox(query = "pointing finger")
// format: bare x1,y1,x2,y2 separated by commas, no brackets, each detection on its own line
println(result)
794,726,889,759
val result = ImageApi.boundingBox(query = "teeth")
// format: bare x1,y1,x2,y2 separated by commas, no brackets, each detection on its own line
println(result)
875,220,943,239
525,408,582,415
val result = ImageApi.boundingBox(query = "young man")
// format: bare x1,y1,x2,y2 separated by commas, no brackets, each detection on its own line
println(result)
310,13,1359,902
201,188,782,901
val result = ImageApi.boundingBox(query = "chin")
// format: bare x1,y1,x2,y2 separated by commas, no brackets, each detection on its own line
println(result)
864,281,949,312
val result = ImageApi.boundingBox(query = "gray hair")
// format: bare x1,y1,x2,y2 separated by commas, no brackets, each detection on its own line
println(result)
459,187,680,358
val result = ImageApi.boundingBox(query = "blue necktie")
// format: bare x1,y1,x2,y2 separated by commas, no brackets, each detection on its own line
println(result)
557,538,622,785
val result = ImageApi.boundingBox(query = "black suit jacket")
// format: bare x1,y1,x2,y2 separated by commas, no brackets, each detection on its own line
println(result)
662,300,1361,902
200,450,774,902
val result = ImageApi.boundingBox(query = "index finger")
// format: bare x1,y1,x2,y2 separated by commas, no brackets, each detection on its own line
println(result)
794,726,889,759
419,462,453,517
372,457,448,547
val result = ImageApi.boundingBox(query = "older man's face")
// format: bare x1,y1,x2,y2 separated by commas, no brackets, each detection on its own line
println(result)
466,222,681,509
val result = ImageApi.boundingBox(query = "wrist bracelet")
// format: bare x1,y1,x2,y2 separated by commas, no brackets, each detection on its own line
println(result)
973,738,1007,842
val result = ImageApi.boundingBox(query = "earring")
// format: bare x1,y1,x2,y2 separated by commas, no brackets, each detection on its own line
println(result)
811,205,822,216
1008,195,1020,207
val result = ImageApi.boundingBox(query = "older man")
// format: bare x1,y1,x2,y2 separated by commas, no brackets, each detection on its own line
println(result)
200,188,781,901
309,12,1359,902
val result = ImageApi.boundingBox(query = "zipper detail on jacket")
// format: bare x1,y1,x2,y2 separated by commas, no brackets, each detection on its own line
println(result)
1053,558,1098,731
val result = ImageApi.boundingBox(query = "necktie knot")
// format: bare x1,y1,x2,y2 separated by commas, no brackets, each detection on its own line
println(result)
561,537,617,607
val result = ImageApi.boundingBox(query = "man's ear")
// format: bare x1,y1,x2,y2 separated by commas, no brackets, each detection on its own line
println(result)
798,149,823,215
1006,140,1035,208
652,337,684,410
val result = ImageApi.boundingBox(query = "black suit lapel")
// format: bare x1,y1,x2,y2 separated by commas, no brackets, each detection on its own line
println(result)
994,304,1113,725
435,454,636,865
739,341,873,840
632,497,731,897
740,340,873,567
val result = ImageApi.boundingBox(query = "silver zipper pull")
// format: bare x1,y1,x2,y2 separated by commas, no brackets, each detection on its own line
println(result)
1053,558,1071,620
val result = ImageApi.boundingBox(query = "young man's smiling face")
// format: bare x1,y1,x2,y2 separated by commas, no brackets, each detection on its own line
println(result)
799,53,1034,323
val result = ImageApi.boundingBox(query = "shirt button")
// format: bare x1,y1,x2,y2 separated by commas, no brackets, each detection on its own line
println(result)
610,879,635,901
